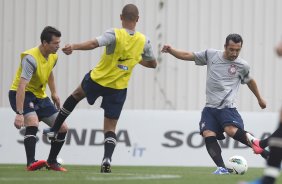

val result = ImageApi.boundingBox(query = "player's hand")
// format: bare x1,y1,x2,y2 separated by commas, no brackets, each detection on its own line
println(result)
62,44,73,55
279,109,282,121
161,44,172,53
14,114,24,129
258,98,266,109
51,93,61,109
276,42,282,57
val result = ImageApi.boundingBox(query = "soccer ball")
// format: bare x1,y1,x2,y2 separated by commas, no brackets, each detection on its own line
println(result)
57,157,64,165
227,155,248,175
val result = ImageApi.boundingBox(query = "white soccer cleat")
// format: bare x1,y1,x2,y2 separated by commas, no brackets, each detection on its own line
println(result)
246,132,256,145
246,132,264,154
213,167,230,175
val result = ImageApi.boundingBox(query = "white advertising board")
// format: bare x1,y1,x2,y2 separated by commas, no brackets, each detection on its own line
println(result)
0,108,278,167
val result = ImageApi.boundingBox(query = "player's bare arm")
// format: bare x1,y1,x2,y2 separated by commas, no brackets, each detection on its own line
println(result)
62,38,99,55
247,79,266,109
48,71,60,109
139,59,157,68
14,77,29,129
161,44,195,61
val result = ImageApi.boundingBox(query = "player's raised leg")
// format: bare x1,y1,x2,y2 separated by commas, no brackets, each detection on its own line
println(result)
43,85,85,139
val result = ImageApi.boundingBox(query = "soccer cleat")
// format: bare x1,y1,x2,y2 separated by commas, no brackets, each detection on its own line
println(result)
246,133,264,154
251,140,264,154
43,128,57,141
100,158,111,173
26,160,47,171
246,132,256,145
213,167,230,175
47,161,67,172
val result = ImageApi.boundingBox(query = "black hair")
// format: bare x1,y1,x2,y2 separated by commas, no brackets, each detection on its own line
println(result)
122,4,139,21
40,26,61,44
225,33,243,46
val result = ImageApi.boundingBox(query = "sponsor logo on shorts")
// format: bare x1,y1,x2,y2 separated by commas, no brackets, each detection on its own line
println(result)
29,102,34,109
200,121,206,129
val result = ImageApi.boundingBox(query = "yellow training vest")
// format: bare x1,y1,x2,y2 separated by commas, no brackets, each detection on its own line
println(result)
10,47,57,98
90,28,146,89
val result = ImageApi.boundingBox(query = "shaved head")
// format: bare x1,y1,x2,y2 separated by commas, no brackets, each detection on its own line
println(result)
121,4,139,21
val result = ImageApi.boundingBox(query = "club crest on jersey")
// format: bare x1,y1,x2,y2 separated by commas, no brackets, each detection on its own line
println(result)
117,64,128,71
228,64,237,75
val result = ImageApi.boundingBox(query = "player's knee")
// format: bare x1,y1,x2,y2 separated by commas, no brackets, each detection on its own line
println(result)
224,126,237,137
24,114,39,127
58,122,68,133
202,130,216,137
25,121,39,127
71,86,85,101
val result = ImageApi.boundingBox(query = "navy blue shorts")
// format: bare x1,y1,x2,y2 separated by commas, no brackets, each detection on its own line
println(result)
199,107,244,140
9,90,58,121
81,72,127,119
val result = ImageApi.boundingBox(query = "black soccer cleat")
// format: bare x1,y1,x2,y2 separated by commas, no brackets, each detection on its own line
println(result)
100,158,111,173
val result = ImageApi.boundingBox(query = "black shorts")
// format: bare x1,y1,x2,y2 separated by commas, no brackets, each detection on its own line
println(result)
199,107,244,140
81,72,127,119
9,90,58,121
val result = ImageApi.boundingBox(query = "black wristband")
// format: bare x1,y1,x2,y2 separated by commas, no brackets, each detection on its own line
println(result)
16,110,24,115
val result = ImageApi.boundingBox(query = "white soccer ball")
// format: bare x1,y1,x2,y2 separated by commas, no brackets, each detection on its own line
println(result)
57,157,64,165
227,155,248,175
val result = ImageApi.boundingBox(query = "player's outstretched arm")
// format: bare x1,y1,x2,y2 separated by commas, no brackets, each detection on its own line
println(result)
247,79,266,109
62,38,99,55
276,41,282,57
161,44,195,61
139,59,157,68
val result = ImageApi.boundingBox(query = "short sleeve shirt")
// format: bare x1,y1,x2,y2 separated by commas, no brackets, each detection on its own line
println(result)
96,28,155,61
193,49,252,108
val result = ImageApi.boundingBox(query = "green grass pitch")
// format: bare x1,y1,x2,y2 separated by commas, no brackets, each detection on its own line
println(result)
0,164,281,184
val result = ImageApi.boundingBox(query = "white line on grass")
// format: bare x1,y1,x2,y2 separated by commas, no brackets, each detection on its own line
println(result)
86,174,181,181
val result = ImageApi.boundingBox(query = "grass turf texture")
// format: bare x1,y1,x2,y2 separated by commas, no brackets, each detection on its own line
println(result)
0,165,281,184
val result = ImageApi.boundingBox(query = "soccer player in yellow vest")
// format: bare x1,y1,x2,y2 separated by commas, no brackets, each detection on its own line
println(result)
9,26,68,171
43,4,157,173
